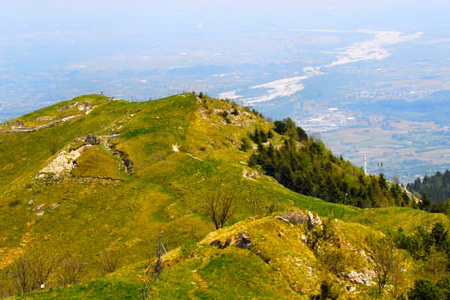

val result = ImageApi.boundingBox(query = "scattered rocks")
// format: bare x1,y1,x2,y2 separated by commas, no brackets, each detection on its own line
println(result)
61,115,78,123
236,232,252,249
77,101,91,112
58,102,78,112
36,116,55,122
172,144,180,152
278,232,284,237
34,204,45,211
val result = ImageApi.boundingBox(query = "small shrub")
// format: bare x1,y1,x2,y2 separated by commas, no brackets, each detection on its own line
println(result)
49,141,59,155
7,249,57,294
58,256,86,286
321,218,337,243
99,249,120,275
180,239,197,259
8,200,21,207
320,248,347,276
319,279,340,300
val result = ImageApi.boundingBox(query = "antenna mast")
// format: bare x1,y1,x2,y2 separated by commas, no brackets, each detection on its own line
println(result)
364,155,367,175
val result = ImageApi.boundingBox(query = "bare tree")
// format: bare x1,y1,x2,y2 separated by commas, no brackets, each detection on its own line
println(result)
99,249,120,275
367,235,402,294
58,255,86,286
8,257,31,294
142,231,166,300
203,188,237,230
7,249,57,294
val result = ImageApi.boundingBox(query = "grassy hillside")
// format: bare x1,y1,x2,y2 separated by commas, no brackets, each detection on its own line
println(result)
0,93,448,299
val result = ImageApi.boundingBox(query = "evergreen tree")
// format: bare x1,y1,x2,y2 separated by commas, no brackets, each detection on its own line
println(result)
408,280,443,300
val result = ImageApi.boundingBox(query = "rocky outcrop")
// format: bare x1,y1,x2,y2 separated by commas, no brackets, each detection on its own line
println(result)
236,232,252,249
85,134,100,145
346,270,376,286
307,211,322,229
109,143,134,175
37,145,91,179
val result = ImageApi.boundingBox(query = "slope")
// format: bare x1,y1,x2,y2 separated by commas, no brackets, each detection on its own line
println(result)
0,93,448,298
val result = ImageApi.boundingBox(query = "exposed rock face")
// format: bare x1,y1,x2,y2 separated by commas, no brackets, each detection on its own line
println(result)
109,143,134,175
37,146,90,179
236,232,252,249
346,270,376,286
307,211,322,229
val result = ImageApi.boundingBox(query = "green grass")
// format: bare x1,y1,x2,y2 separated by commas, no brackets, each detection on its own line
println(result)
0,93,448,299
71,146,124,180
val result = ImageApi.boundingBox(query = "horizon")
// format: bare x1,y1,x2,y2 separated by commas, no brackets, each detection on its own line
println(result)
1,0,450,181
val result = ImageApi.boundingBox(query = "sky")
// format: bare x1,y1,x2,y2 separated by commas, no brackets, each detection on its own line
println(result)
0,0,449,114
1,0,449,181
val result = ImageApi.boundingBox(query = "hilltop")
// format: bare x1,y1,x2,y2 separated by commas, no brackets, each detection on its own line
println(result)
0,94,448,299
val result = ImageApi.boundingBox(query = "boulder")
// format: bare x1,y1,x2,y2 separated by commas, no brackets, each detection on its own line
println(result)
236,232,252,249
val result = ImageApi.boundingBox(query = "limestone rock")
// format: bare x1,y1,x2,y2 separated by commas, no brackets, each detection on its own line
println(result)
347,270,375,286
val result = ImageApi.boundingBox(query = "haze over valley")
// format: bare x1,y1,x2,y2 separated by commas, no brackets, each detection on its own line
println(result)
1,0,449,181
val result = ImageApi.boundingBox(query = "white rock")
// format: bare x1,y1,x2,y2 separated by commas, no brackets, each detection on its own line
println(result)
38,145,90,179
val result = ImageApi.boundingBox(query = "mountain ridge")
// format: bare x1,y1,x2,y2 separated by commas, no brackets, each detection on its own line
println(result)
0,93,448,299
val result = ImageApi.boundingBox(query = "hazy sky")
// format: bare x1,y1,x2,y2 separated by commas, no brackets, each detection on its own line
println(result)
1,0,448,70
0,0,449,115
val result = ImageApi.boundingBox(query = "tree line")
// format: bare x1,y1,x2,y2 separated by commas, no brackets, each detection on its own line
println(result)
407,169,450,204
245,118,410,208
